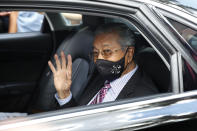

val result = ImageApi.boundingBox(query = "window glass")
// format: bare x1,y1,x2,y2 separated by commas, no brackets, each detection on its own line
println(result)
0,11,44,33
182,57,197,91
167,18,197,91
61,13,82,26
167,18,197,52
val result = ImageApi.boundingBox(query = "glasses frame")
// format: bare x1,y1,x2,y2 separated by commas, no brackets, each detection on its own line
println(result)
90,46,128,60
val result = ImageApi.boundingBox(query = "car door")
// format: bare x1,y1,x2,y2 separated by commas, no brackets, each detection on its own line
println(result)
0,14,53,112
0,0,195,131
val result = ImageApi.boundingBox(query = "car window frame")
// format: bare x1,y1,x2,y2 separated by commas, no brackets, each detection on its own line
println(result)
155,7,197,93
163,17,197,92
156,7,197,72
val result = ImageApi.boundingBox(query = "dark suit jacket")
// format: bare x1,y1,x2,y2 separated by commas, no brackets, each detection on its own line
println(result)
57,67,158,109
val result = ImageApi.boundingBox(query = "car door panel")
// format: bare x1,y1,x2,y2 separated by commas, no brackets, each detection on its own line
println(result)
0,32,53,112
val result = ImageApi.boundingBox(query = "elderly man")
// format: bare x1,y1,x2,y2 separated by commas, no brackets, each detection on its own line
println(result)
48,23,158,107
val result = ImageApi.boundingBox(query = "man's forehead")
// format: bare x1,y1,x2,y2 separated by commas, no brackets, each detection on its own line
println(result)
97,31,119,38
94,32,120,45
93,43,112,49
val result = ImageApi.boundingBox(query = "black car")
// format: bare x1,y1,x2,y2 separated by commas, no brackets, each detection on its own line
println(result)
0,0,197,130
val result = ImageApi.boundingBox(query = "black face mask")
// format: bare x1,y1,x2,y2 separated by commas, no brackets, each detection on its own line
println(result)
95,56,125,82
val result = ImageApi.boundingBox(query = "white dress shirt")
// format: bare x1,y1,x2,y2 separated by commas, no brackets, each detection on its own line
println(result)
55,65,138,106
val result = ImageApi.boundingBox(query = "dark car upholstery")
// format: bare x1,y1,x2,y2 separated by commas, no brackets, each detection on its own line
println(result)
27,15,105,112
135,35,171,93
29,27,94,112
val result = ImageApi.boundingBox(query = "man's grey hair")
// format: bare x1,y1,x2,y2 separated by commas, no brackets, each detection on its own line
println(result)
95,23,135,49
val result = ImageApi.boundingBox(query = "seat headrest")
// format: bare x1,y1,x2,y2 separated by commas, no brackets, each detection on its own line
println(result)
82,15,105,30
56,27,94,62
136,47,170,93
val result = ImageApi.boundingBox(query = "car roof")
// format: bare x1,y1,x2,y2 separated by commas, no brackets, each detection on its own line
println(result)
134,0,197,17
95,0,197,18
135,0,197,9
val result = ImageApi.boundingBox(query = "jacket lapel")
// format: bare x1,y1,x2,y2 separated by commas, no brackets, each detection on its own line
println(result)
79,75,105,105
116,68,141,100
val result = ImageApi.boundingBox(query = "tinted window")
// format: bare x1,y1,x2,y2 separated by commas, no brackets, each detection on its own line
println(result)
182,57,197,91
0,11,44,33
167,18,197,91
168,18,197,51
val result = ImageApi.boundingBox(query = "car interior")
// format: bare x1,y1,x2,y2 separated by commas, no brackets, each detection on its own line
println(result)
0,11,170,114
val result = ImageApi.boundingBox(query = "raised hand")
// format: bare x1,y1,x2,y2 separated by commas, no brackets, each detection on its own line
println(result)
48,51,72,99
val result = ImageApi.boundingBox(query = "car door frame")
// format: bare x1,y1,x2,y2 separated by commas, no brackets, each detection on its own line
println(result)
0,0,196,131
153,5,197,93
0,11,53,112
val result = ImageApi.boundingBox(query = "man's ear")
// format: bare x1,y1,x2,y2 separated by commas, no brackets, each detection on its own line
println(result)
124,46,134,67
127,46,135,61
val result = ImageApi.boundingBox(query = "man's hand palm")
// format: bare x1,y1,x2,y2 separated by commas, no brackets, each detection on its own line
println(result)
48,51,72,99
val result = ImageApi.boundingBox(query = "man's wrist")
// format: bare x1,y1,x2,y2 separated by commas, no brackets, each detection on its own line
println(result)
55,92,72,106
57,90,71,99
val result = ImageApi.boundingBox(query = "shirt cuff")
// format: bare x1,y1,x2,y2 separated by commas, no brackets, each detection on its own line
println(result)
54,92,72,106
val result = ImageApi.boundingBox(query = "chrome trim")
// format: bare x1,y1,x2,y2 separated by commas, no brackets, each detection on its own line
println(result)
1,91,197,130
143,5,172,70
158,9,197,31
149,5,186,93
171,53,180,94
151,6,197,74
178,52,184,93
138,0,197,25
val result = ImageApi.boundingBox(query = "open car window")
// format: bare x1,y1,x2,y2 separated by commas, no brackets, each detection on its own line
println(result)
0,10,173,122
0,11,44,33
182,57,197,91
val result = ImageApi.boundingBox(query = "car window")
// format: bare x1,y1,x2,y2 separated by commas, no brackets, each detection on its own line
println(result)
166,18,197,91
0,11,172,122
0,11,44,33
167,18,197,53
182,57,197,91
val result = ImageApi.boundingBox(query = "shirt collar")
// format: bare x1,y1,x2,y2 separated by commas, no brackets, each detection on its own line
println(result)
110,64,138,87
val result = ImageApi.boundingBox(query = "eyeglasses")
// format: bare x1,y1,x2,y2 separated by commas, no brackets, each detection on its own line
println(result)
90,47,126,59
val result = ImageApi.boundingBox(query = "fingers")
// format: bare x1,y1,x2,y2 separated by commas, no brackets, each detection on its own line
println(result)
66,54,72,80
61,51,66,69
67,54,72,70
50,52,72,74
48,61,56,74
54,54,61,70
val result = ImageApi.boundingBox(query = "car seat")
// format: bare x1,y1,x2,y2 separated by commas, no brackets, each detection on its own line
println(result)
29,27,94,112
136,47,171,93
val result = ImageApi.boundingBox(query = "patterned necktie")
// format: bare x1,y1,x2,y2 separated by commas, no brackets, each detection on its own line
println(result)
90,80,111,105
